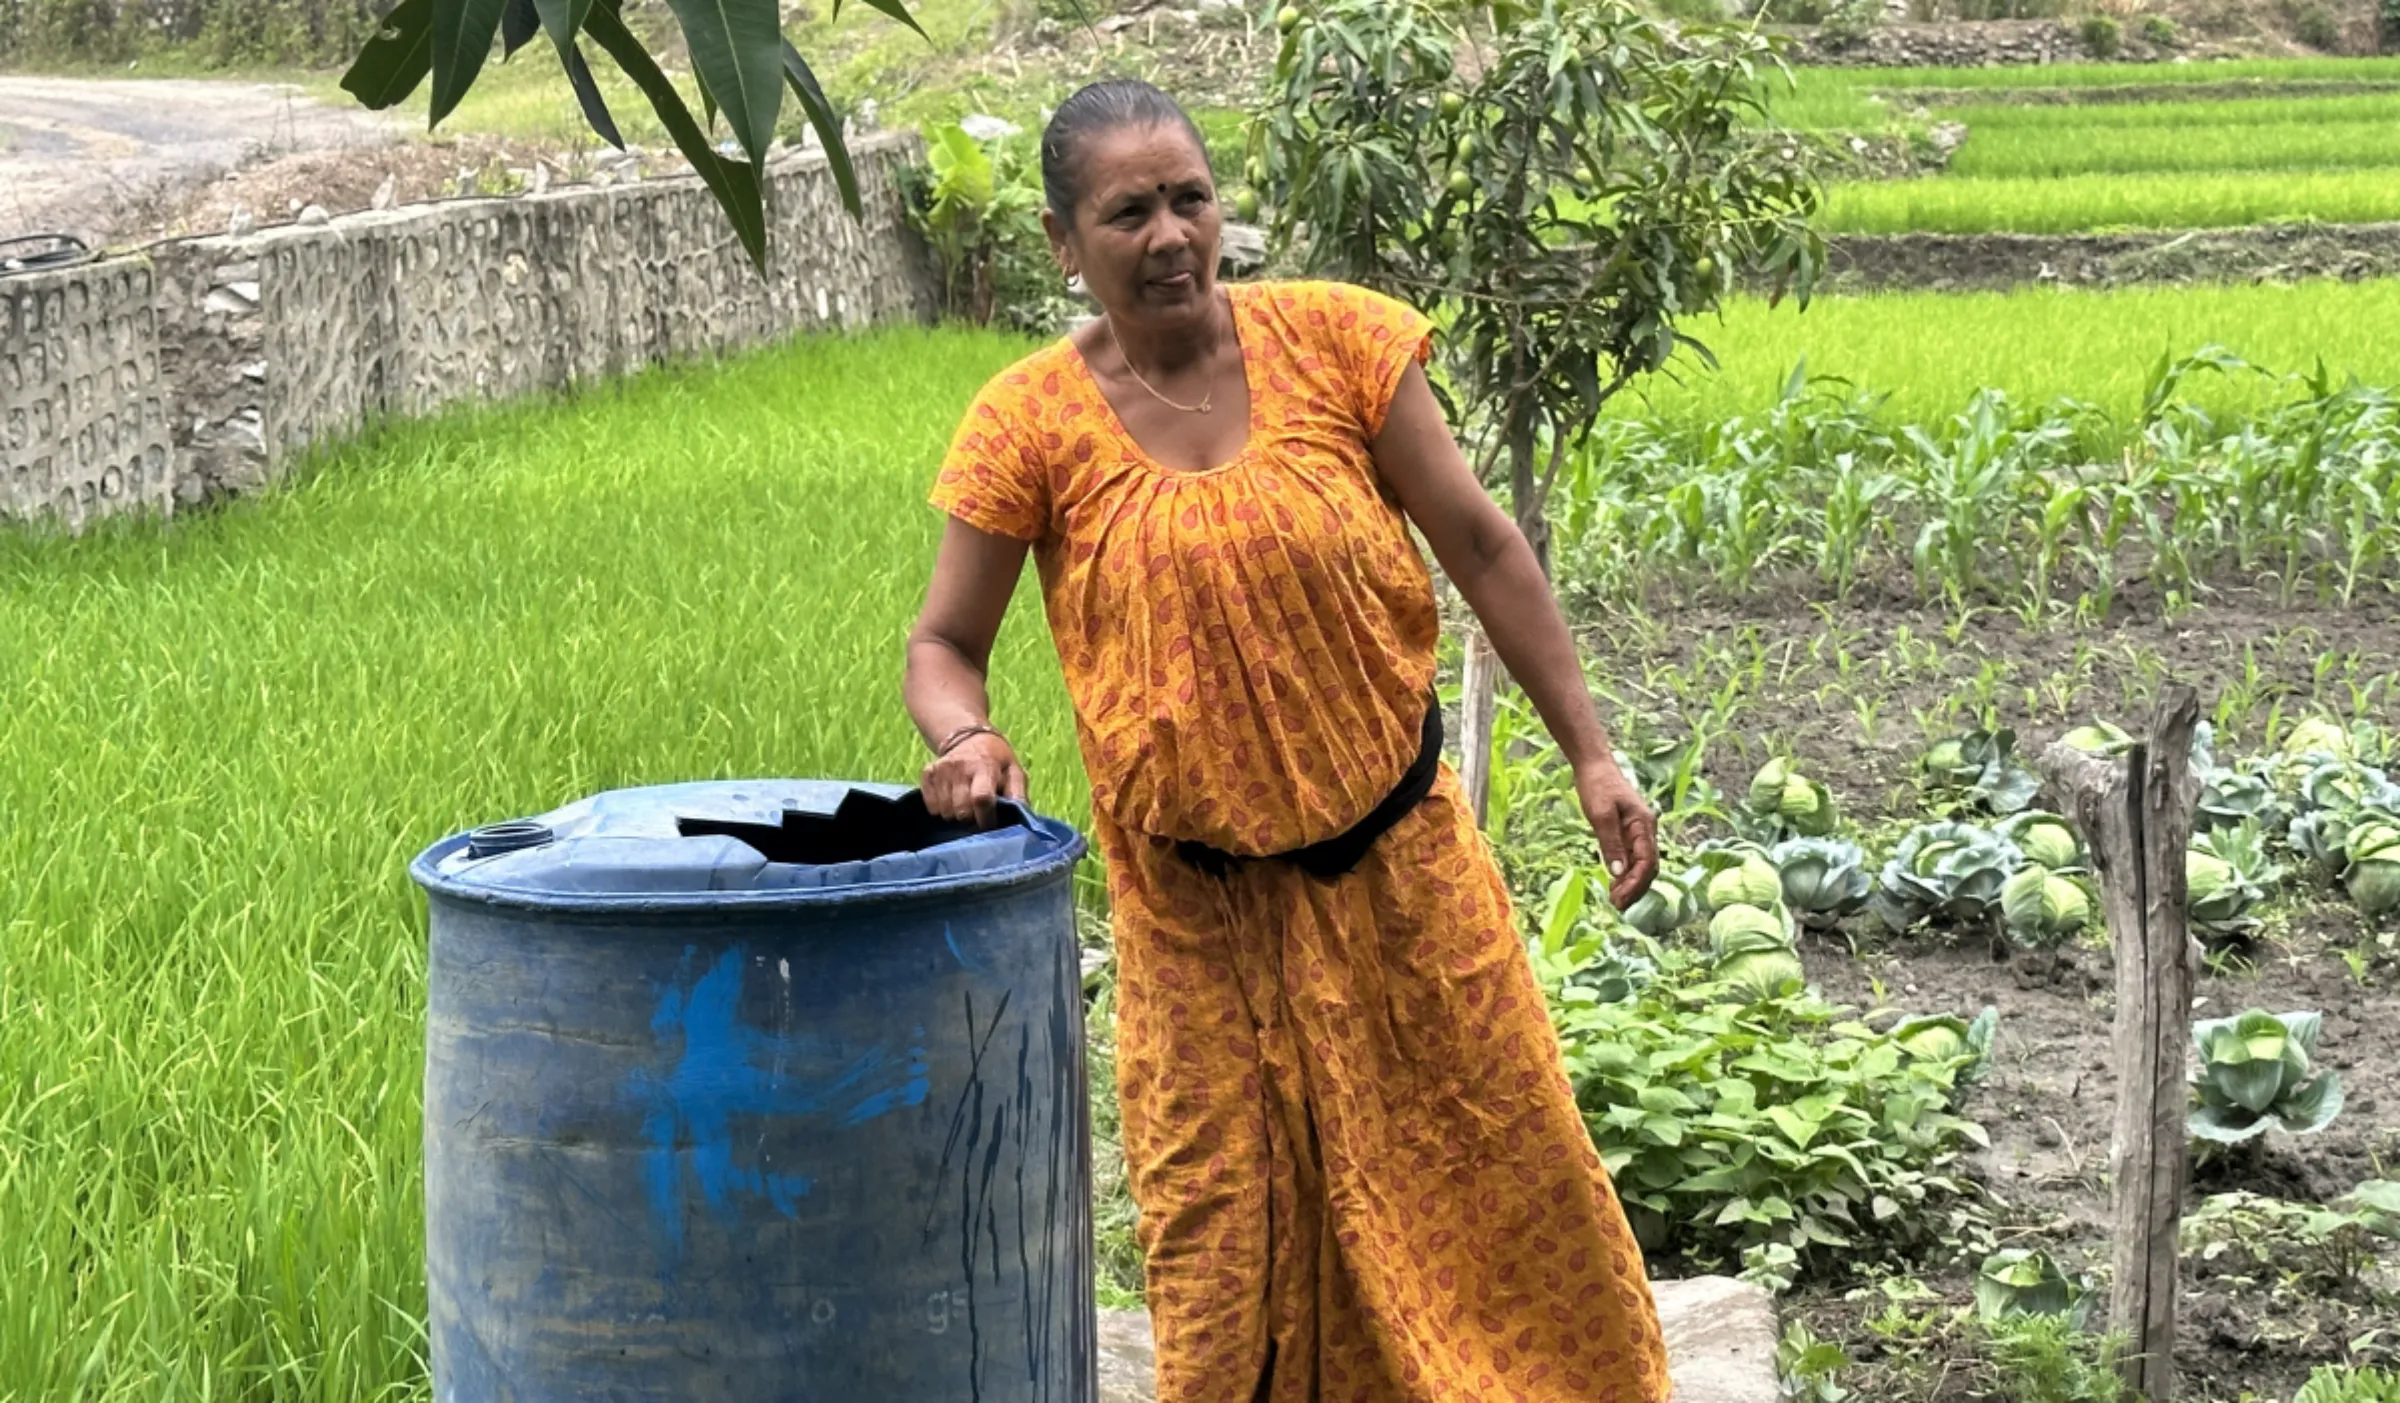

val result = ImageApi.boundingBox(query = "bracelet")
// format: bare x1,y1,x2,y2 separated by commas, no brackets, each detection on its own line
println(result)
935,722,1005,758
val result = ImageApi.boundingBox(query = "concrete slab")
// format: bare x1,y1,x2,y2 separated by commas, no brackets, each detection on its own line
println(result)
1097,1275,1779,1402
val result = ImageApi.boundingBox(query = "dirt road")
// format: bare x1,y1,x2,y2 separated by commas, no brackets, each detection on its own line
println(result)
0,75,403,248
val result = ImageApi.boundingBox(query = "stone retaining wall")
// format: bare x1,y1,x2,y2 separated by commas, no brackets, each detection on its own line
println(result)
2,131,935,529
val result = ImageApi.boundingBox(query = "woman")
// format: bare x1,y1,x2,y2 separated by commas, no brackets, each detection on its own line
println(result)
904,79,1671,1403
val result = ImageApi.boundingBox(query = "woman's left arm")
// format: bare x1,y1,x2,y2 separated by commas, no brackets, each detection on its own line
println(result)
1370,361,1658,907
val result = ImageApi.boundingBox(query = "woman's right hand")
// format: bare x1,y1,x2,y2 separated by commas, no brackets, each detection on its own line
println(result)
923,733,1030,828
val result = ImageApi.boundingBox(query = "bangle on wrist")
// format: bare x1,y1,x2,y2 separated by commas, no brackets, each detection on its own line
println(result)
935,722,1005,758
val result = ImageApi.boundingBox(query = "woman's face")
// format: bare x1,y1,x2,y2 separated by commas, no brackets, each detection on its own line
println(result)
1047,122,1221,334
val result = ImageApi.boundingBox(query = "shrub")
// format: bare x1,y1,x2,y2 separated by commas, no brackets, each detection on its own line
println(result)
1543,940,1991,1289
901,124,1080,336
2382,0,2400,51
2297,2,2342,48
2079,13,2122,57
2139,12,2179,44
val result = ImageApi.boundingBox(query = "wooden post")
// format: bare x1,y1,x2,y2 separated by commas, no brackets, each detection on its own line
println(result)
2034,685,2201,1403
1458,627,1500,829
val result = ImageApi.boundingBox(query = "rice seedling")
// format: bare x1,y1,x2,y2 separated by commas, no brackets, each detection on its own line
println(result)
1945,106,2400,180
1822,167,2400,235
0,326,1077,1400
1625,279,2400,426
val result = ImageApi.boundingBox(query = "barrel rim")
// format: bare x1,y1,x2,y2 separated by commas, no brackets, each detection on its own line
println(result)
408,812,1088,914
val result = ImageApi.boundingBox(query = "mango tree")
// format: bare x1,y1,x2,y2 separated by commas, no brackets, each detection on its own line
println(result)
337,0,919,267
1248,0,1823,570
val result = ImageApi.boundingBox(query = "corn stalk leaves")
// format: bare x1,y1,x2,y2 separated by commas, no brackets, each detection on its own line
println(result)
500,0,540,57
659,0,785,168
430,0,511,126
529,0,591,49
583,0,768,268
781,41,860,216
339,0,435,110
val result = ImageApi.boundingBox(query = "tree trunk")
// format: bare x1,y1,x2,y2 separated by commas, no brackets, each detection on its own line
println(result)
1506,409,1549,578
2034,687,2202,1403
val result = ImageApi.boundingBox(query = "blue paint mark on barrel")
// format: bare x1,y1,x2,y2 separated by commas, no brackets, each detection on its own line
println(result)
411,780,1093,1401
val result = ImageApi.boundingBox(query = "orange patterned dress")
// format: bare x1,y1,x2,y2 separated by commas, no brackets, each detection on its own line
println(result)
929,279,1670,1403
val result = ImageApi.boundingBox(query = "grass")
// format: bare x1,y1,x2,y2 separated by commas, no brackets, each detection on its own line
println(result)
0,325,1077,1400
1624,277,2400,425
1820,167,2400,235
1765,56,2400,130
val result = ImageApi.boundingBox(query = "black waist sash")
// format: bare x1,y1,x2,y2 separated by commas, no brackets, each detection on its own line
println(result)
1173,694,1444,881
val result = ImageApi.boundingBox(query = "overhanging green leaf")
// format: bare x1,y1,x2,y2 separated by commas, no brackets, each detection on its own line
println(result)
782,41,859,214
833,0,926,37
530,0,592,49
430,0,511,127
500,0,540,59
340,0,436,110
584,0,768,269
560,39,624,149
660,0,785,167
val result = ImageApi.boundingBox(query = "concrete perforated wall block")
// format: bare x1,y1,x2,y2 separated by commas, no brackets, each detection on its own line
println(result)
1,260,174,528
2,131,935,529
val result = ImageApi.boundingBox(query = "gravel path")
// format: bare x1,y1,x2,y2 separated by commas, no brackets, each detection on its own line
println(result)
0,76,403,248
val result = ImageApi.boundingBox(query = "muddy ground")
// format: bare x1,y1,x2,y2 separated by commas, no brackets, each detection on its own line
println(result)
1576,586,2400,1401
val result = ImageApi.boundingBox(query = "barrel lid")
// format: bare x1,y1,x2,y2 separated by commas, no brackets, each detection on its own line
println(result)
410,779,1084,912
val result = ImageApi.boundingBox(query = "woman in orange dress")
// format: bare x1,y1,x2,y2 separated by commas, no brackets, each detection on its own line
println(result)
903,79,1672,1403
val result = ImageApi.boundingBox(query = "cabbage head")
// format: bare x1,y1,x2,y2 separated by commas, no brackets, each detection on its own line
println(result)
2060,721,2133,757
1746,757,1837,839
1705,853,1787,915
1708,902,1793,958
1621,870,1696,939
2343,820,2400,918
1768,837,1873,928
2186,849,2265,943
1879,822,2023,929
2190,1009,2344,1143
1975,1248,2085,1324
2282,718,2357,765
2001,866,2089,949
1998,812,2083,872
1715,948,1806,1004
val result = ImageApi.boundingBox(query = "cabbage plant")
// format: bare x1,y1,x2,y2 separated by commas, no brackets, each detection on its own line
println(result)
2001,865,2090,949
1974,1248,2086,1323
1878,822,2023,930
1922,729,2041,815
1892,1007,1998,1087
1707,903,1803,1002
2187,849,2265,944
2198,769,2283,833
2190,1010,2345,1144
1621,869,1697,939
2343,819,2400,918
1744,757,1838,840
1769,837,1873,929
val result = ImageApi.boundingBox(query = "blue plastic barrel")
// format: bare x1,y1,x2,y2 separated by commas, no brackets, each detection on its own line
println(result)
409,779,1093,1402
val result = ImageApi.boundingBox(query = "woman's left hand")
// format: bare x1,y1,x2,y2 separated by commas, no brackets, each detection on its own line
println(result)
1575,759,1659,910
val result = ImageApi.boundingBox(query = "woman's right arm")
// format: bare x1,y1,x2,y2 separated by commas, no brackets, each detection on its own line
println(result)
906,517,1034,826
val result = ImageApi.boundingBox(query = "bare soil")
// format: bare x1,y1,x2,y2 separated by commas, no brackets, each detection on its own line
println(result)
0,75,403,249
1825,224,2400,294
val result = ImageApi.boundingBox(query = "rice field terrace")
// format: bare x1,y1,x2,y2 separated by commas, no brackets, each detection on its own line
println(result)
10,261,2400,1399
1773,56,2400,240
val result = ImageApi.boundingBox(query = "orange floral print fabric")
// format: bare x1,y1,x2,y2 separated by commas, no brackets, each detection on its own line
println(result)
931,279,1670,1403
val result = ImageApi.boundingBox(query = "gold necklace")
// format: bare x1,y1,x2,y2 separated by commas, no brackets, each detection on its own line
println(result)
1104,313,1214,415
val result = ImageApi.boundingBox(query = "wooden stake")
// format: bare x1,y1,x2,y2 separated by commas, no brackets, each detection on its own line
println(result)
2034,685,2201,1403
1458,626,1500,829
